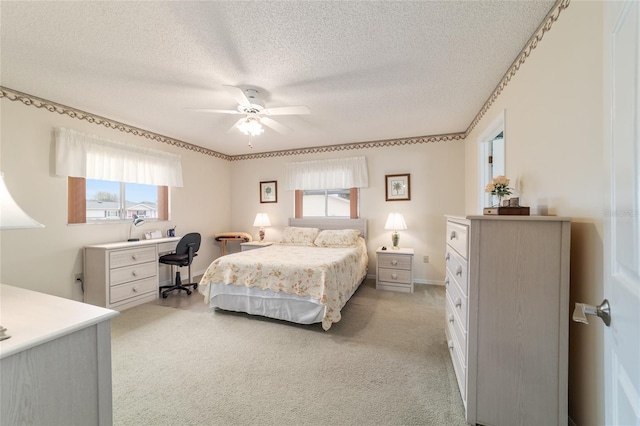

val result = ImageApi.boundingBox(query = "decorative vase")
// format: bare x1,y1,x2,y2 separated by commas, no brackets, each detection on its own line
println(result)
495,194,504,207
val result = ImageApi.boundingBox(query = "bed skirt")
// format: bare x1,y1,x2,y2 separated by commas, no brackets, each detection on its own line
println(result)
207,276,364,326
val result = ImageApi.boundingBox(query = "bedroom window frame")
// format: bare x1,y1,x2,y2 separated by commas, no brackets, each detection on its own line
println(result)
295,188,359,219
68,177,169,224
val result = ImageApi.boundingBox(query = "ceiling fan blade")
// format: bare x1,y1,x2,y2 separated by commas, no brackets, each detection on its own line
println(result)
228,118,245,133
223,85,251,106
260,116,292,134
262,105,311,116
185,108,241,114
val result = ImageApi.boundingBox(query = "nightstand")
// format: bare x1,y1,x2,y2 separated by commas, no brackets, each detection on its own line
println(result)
376,247,414,293
241,241,274,251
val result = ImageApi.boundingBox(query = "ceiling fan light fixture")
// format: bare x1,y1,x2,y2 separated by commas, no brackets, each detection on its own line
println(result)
237,116,264,136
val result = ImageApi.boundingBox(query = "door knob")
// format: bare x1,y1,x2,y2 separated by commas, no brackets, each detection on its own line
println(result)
572,299,611,327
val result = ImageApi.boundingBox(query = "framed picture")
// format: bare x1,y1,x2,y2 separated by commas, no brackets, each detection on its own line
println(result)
385,174,411,201
260,181,277,203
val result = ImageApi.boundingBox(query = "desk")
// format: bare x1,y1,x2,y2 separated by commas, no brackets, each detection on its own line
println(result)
84,236,180,311
1,284,118,425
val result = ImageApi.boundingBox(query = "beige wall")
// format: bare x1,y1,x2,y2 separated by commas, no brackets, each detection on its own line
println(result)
464,2,605,425
0,100,231,300
229,141,466,283
0,2,607,423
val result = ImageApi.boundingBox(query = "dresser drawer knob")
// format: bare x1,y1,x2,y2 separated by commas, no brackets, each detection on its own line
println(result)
131,254,138,260
132,270,138,277
391,259,398,266
455,298,462,308
448,340,454,350
445,253,450,261
132,286,138,293
450,231,457,240
455,266,463,276
448,314,455,324
391,273,398,280
445,279,450,287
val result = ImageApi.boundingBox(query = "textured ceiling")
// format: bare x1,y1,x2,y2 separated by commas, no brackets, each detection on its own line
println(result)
1,1,555,157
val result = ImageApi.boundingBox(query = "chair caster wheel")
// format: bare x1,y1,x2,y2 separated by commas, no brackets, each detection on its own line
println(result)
193,284,198,290
187,290,192,296
162,293,168,299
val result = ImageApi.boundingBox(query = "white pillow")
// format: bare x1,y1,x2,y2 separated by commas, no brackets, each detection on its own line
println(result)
279,227,320,246
314,229,361,247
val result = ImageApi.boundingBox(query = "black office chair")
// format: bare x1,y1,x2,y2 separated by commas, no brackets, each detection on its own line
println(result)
159,232,201,298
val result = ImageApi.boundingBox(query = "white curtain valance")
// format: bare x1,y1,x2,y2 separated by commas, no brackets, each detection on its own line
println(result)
285,156,369,190
55,127,183,187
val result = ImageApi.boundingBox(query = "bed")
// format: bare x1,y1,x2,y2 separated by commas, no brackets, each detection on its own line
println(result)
198,218,368,330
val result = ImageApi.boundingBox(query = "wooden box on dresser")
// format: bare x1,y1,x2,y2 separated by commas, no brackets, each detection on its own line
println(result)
444,215,570,426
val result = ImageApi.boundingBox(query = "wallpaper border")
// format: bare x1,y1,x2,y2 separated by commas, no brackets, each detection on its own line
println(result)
0,0,570,162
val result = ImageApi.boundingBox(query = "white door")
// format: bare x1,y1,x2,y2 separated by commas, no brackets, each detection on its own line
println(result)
603,1,640,424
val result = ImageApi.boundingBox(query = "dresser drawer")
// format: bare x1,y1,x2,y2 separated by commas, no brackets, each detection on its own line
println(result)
378,267,412,284
110,246,157,268
109,261,157,286
376,282,412,293
446,324,467,401
446,220,468,259
377,254,412,270
158,241,178,254
110,277,157,304
446,269,468,329
445,246,468,297
446,291,468,359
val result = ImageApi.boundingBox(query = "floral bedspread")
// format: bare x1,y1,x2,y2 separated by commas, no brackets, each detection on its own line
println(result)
198,239,368,330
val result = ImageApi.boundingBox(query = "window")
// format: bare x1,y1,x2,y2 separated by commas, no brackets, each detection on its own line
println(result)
68,177,169,224
86,179,160,221
302,189,353,217
295,188,359,219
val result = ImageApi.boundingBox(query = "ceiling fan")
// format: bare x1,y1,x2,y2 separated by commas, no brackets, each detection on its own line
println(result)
188,85,311,137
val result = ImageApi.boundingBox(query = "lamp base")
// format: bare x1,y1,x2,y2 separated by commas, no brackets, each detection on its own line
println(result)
259,228,265,242
391,231,400,250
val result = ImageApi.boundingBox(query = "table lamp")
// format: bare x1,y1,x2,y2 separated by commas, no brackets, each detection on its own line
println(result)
0,172,45,341
253,213,271,242
128,214,145,241
384,212,407,250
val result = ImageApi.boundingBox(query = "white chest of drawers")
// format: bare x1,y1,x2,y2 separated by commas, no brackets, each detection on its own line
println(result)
445,215,570,425
376,247,414,292
84,237,180,311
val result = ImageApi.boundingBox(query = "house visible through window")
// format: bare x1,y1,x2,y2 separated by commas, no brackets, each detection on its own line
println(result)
302,189,353,217
86,179,160,221
295,188,359,219
68,177,169,224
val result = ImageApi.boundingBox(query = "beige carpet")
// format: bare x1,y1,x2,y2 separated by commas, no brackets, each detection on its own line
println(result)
111,280,467,425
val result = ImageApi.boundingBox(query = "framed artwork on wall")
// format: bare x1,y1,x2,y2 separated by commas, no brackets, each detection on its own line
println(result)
385,174,410,201
260,181,277,203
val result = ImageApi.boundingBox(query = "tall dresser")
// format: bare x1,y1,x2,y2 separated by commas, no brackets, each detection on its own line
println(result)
444,215,570,425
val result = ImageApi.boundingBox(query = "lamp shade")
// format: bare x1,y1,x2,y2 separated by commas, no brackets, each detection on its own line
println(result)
0,172,44,229
253,213,271,227
132,214,145,227
384,212,407,231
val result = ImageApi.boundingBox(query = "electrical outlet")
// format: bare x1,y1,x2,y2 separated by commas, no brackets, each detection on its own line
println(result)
423,255,429,263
